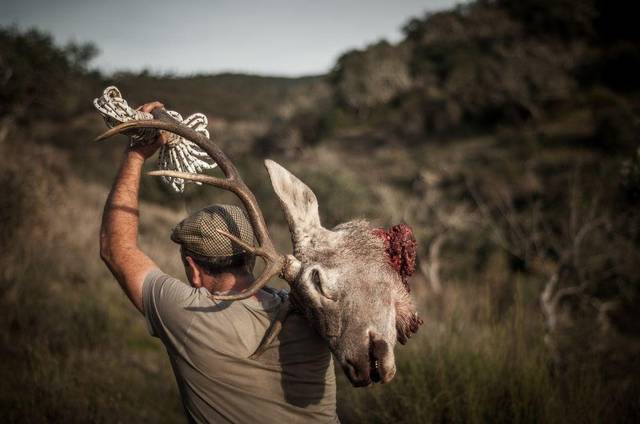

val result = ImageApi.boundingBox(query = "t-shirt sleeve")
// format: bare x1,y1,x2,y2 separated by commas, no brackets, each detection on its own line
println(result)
142,268,203,342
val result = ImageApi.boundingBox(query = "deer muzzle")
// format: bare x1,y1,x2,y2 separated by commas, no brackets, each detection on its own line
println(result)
342,331,396,387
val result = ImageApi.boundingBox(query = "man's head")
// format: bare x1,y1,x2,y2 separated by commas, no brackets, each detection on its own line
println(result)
171,204,256,290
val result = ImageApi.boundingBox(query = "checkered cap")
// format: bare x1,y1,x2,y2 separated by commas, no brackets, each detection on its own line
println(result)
170,204,255,258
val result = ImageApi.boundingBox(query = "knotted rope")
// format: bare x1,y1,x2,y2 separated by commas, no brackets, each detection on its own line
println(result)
93,86,217,192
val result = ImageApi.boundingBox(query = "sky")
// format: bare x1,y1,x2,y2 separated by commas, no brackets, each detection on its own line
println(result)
1,0,462,77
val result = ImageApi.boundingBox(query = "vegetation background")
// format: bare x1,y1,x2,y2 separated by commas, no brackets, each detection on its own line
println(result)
1,0,639,422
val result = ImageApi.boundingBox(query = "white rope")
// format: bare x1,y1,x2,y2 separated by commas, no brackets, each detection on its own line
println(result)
93,86,217,192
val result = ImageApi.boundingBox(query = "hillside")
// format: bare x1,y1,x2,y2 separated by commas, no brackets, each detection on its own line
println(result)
1,0,639,422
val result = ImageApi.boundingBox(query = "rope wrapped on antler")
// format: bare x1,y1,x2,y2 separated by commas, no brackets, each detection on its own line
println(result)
93,86,217,192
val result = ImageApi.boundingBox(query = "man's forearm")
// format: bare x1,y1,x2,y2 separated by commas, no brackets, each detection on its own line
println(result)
100,151,145,258
100,150,156,313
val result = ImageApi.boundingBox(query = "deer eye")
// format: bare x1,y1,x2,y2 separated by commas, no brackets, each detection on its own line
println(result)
311,269,336,301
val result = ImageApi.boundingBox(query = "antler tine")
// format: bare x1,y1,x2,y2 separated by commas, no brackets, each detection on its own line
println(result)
212,260,283,301
250,297,291,359
147,170,235,191
96,109,285,300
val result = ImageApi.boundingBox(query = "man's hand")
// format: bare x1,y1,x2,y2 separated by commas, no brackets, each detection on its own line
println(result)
127,101,167,161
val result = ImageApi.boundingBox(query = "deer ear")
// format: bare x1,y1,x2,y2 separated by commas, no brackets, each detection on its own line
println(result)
395,297,423,345
265,159,322,242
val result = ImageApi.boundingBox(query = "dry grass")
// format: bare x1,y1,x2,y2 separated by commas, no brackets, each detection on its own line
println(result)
337,278,639,424
0,136,185,422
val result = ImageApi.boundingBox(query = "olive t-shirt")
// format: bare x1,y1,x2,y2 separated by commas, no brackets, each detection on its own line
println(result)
142,268,338,423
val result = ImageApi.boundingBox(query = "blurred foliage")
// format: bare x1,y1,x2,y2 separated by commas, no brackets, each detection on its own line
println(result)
112,72,328,122
291,167,377,227
326,0,640,139
588,87,639,153
338,277,640,423
332,41,412,113
0,135,183,423
497,0,598,40
620,149,640,205
0,27,100,122
1,0,640,421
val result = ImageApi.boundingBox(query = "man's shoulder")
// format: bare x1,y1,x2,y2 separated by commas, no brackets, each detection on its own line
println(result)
142,268,204,340
253,309,332,369
143,268,204,311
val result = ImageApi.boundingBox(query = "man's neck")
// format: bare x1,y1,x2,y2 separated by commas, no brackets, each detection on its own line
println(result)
201,269,255,295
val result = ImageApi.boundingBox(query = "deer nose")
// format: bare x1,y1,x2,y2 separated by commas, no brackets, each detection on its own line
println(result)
368,331,395,384
342,331,396,387
343,358,372,387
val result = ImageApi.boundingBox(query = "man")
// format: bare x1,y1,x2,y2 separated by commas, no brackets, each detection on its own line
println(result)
100,101,338,423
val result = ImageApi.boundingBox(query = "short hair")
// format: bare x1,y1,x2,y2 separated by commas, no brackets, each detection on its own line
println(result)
180,246,255,276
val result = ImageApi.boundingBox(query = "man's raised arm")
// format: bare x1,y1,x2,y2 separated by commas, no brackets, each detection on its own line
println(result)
100,101,165,313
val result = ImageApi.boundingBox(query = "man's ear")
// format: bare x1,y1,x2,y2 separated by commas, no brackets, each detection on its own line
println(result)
264,159,323,248
185,256,203,288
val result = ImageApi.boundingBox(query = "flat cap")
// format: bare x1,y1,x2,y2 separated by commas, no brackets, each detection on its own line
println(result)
171,204,255,258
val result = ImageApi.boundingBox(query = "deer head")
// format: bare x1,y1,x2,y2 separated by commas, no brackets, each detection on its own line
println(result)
95,109,423,387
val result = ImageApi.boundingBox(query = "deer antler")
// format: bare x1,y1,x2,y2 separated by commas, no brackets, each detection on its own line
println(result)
95,108,286,300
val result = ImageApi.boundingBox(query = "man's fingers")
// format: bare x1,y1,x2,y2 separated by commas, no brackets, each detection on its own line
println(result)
156,132,169,145
133,101,168,146
137,101,164,113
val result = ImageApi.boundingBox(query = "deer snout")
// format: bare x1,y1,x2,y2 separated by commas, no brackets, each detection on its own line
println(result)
369,331,396,384
341,331,396,387
343,357,372,387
